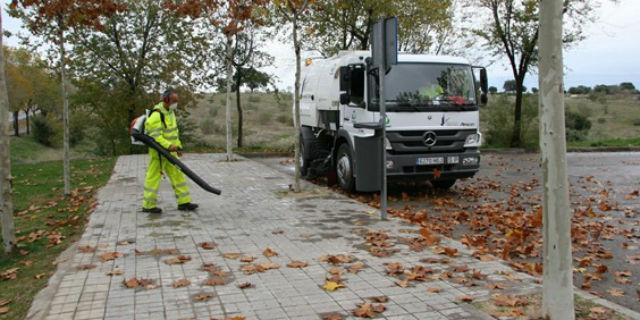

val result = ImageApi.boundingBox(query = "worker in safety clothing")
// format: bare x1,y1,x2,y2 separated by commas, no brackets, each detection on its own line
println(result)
142,89,199,213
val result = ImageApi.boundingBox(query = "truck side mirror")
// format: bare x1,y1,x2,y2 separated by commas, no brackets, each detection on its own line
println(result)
339,66,351,91
480,68,488,94
340,93,350,105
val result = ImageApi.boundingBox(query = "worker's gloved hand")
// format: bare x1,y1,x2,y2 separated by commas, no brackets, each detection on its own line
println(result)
177,151,183,157
168,145,178,152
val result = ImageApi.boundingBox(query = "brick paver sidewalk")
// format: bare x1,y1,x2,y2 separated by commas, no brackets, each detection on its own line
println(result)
30,154,539,320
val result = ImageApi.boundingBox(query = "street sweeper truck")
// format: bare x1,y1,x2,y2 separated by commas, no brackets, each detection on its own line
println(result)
297,50,488,192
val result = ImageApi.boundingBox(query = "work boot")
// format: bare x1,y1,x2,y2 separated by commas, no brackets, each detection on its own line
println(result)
178,203,199,211
142,207,162,214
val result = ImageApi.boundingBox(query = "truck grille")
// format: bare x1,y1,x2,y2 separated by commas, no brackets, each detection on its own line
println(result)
387,129,476,154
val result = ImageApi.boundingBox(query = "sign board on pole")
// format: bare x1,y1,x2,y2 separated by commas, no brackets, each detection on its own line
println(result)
371,17,398,72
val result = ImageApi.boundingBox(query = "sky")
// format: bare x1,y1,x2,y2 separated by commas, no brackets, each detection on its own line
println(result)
2,0,639,92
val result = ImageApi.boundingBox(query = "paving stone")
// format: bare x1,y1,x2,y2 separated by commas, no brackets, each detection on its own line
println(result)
31,154,539,319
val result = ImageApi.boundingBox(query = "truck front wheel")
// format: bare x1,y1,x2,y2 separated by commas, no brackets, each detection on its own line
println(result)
431,179,456,190
336,144,355,191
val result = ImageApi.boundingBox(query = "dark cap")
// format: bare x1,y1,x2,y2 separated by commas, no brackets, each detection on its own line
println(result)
162,88,175,100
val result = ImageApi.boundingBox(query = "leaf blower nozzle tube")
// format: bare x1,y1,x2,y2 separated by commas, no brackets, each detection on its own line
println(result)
132,130,221,195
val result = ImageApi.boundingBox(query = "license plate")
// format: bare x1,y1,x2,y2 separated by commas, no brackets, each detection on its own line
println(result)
416,157,444,165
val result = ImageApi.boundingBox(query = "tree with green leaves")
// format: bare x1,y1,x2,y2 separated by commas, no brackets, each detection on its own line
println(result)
307,0,454,56
466,0,604,147
10,0,124,195
275,0,314,193
167,0,269,160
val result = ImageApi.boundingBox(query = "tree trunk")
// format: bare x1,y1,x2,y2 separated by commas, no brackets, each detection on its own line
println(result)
25,109,30,135
224,34,234,161
539,1,575,319
510,78,524,147
236,85,243,148
293,13,302,193
0,11,16,253
59,26,71,196
13,111,19,137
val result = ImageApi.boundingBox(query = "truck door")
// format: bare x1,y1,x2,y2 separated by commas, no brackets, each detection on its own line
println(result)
340,64,372,133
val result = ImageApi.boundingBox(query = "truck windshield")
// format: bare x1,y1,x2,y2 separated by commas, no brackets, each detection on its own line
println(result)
369,63,477,111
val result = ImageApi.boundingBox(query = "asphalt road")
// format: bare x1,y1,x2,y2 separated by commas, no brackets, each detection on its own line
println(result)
255,152,640,312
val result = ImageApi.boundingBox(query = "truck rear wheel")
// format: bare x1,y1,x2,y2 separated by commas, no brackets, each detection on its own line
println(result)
336,143,355,191
431,179,456,190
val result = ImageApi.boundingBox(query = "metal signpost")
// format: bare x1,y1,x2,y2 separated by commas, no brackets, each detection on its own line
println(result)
371,17,397,219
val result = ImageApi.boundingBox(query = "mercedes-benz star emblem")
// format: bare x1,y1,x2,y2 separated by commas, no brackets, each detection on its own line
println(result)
423,131,437,147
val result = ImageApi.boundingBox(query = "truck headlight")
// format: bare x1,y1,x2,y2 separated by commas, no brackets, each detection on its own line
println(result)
464,133,481,147
385,137,392,150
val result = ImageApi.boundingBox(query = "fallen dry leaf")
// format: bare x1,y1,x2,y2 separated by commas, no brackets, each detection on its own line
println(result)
77,245,96,253
0,268,18,280
347,262,366,273
458,295,474,302
203,276,228,286
384,262,404,275
427,287,442,293
368,296,389,303
163,255,192,265
0,307,8,315
319,254,354,265
352,302,385,318
199,242,217,250
263,247,278,257
223,252,242,260
287,261,309,268
395,279,411,288
123,278,156,289
106,269,123,276
172,279,191,288
607,288,625,297
192,292,214,302
76,264,96,271
237,282,254,289
240,256,256,263
34,273,47,279
99,252,123,262
322,313,344,320
322,280,344,292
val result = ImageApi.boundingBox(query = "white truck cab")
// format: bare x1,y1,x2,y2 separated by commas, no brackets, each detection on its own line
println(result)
297,50,487,192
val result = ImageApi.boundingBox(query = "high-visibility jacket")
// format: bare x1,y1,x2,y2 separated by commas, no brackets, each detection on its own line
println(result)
145,102,182,150
142,103,191,209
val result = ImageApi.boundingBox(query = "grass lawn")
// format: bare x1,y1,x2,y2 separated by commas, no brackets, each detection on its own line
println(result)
0,157,115,319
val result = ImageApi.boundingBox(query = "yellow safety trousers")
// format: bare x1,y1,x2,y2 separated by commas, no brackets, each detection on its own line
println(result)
142,103,191,209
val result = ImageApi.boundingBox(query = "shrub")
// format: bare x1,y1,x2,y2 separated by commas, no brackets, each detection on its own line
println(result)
248,95,261,103
208,106,219,117
483,95,538,149
200,117,216,135
258,111,272,123
31,115,55,147
565,110,591,131
276,114,291,125
565,110,591,142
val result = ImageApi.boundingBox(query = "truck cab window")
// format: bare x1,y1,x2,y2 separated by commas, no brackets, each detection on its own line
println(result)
349,67,365,105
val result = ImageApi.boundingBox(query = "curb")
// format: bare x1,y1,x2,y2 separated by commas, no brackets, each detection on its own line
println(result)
26,242,78,320
575,289,640,319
